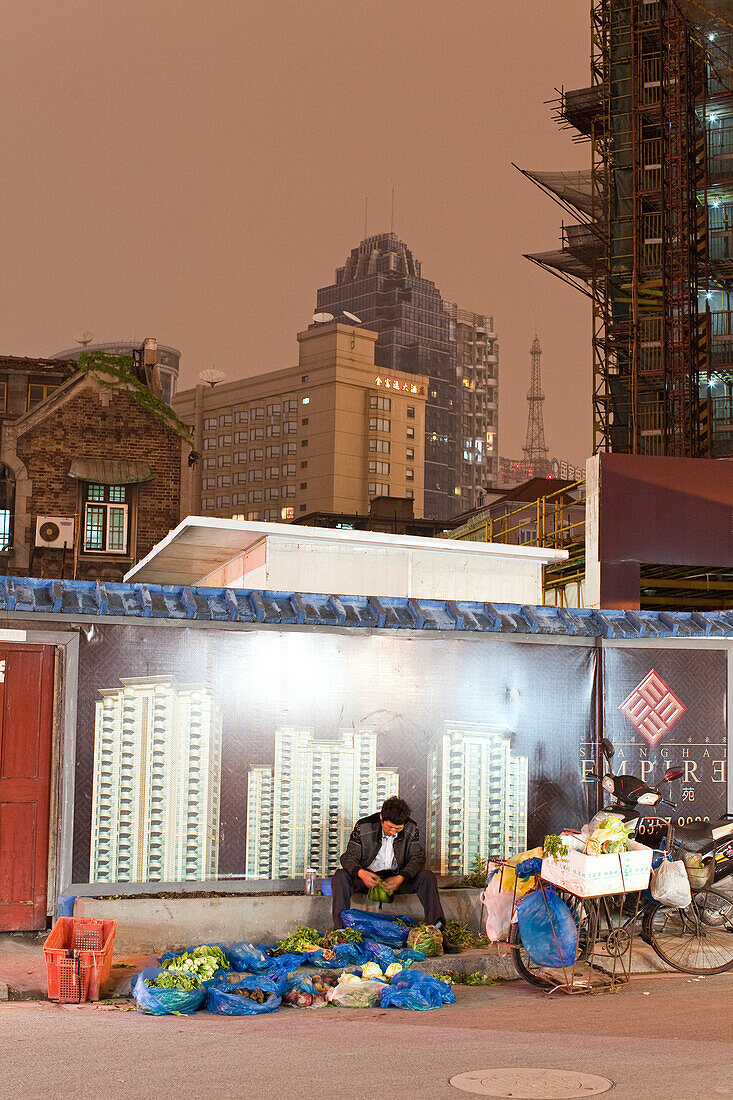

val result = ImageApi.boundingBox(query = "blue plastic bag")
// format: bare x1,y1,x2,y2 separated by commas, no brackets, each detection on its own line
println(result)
305,942,366,969
225,941,272,972
285,975,318,996
340,909,413,947
362,939,398,969
133,967,207,1016
516,857,543,875
516,886,578,968
380,969,455,1011
207,976,281,1016
397,948,426,964
260,950,307,975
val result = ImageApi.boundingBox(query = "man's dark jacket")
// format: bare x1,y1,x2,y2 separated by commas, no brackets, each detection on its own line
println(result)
340,811,426,882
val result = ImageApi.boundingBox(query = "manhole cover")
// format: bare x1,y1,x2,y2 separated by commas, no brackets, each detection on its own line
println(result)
449,1068,614,1098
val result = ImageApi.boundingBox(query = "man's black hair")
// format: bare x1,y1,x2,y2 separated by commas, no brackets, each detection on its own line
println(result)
381,796,411,825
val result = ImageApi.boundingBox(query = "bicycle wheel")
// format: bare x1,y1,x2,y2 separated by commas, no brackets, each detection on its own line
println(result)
508,891,595,989
642,887,733,975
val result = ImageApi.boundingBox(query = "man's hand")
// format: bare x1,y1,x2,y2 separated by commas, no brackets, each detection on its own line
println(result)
358,869,380,888
383,875,404,893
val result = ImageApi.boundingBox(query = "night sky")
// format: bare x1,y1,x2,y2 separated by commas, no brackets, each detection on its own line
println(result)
3,1,590,464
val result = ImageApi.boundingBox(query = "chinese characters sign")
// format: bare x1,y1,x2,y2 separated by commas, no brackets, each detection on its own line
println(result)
375,376,425,395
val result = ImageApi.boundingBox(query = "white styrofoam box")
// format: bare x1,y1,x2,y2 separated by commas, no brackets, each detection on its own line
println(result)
540,839,653,898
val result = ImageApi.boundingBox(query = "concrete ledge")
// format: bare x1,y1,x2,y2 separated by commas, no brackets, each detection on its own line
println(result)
74,890,483,954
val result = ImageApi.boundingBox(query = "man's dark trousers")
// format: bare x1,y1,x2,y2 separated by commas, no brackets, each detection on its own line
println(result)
331,868,444,929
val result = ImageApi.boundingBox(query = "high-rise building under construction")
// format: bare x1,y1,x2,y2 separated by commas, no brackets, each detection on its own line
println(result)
520,1,733,460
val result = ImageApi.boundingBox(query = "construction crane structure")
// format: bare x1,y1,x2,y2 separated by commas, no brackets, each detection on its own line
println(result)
522,335,551,477
518,0,733,460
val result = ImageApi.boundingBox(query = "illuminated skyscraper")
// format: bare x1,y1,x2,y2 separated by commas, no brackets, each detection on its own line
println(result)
245,727,400,878
90,676,222,882
427,722,528,873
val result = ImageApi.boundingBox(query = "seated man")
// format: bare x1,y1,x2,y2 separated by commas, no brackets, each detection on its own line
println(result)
331,796,445,930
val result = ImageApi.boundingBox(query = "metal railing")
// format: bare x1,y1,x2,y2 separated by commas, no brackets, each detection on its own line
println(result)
453,479,586,549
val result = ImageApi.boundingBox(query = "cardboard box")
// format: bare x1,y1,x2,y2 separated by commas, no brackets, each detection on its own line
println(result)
540,839,653,898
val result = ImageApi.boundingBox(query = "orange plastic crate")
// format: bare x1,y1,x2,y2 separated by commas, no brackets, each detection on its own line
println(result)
44,917,117,1002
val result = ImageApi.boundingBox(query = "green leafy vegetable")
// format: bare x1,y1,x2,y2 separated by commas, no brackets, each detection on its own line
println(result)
367,879,394,903
406,924,443,957
543,835,569,860
271,927,324,955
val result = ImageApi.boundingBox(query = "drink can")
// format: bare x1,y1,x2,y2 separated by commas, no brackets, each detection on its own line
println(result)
305,868,318,895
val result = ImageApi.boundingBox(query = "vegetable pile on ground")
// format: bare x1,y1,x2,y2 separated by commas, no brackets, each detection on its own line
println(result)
270,927,324,955
231,988,268,1003
145,971,202,991
322,928,363,948
406,924,444,957
161,945,229,981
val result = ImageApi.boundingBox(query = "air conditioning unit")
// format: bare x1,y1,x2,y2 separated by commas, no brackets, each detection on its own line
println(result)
35,517,75,549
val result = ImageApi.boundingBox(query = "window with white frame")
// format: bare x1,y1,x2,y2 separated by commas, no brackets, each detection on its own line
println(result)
370,395,391,411
83,483,129,553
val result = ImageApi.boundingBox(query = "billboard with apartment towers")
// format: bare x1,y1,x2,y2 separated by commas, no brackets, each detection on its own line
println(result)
71,623,627,884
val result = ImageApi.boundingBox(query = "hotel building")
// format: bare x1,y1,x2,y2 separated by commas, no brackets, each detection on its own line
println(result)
174,323,428,522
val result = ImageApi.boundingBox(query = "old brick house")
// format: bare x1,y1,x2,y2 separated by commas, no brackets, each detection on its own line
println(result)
0,353,190,581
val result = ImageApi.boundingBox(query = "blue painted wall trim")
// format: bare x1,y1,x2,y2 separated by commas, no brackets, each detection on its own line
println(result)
0,576,731,639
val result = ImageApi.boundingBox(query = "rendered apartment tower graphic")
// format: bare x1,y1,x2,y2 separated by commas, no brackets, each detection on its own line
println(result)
245,727,399,878
427,722,528,872
90,676,223,882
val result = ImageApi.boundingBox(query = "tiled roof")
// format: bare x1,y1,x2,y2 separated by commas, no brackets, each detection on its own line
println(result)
0,577,731,639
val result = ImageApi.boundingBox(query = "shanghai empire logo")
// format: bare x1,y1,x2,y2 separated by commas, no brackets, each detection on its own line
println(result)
618,669,687,748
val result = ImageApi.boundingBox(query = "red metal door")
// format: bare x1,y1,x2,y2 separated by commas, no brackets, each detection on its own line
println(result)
0,645,55,930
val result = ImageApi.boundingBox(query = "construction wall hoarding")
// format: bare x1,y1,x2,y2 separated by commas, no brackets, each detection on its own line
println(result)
72,626,598,885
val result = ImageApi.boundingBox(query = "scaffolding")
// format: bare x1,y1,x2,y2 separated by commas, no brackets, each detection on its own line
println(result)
521,0,733,460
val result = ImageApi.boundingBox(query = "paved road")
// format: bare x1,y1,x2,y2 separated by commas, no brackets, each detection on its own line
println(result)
2,973,732,1099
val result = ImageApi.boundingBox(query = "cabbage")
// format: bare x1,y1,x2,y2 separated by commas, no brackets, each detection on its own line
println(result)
360,962,383,980
385,962,404,978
